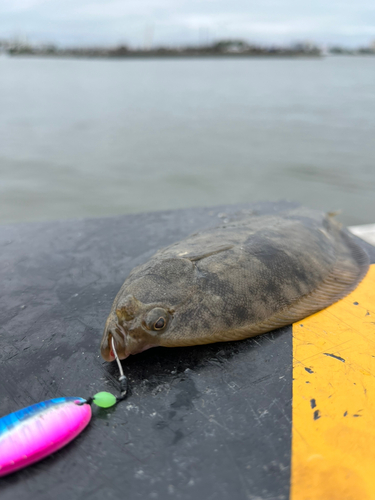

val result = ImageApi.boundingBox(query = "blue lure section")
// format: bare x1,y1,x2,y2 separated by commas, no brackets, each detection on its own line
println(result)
0,397,85,436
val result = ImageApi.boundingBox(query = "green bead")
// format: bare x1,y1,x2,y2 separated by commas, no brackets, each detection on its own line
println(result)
92,391,117,408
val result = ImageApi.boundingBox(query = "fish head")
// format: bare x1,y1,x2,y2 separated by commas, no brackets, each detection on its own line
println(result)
100,293,175,361
100,257,197,361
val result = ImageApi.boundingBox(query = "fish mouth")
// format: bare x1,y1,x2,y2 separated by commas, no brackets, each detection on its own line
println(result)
101,323,155,362
103,325,129,362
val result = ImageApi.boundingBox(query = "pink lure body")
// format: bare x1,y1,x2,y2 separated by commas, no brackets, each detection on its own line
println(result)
0,397,91,477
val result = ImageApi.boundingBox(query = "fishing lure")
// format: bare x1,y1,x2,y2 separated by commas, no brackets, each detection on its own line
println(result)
0,339,127,478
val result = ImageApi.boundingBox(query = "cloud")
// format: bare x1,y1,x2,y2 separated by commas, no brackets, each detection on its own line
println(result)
0,0,374,46
1,0,48,13
338,25,375,35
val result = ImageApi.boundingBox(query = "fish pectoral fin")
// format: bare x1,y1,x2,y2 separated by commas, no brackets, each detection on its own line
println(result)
186,245,234,262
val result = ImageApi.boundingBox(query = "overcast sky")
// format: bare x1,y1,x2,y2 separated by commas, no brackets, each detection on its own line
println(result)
1,0,375,48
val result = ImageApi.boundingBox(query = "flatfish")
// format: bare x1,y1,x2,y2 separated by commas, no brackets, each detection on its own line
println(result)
100,207,369,360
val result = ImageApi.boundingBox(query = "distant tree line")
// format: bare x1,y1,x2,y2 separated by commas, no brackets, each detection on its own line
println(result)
0,38,374,58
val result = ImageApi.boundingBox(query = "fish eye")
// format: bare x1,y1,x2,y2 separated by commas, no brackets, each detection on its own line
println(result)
154,317,165,330
144,308,169,333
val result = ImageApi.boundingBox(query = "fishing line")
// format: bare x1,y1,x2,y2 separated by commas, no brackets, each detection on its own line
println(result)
111,337,128,401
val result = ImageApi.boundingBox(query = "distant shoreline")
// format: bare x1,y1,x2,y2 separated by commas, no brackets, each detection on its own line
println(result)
6,51,324,60
6,50,375,61
3,39,324,60
3,38,374,60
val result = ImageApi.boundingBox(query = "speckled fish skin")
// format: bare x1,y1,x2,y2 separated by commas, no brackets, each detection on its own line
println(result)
100,207,369,361
0,398,91,477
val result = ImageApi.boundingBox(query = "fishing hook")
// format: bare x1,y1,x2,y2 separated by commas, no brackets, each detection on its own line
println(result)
111,337,128,400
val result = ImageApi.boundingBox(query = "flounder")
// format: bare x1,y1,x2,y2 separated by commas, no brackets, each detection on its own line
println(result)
100,207,369,361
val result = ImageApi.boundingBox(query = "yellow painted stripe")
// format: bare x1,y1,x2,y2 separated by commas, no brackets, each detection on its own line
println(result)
291,264,375,500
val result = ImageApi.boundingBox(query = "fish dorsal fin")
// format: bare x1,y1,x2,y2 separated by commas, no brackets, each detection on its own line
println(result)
327,210,342,218
178,245,234,262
